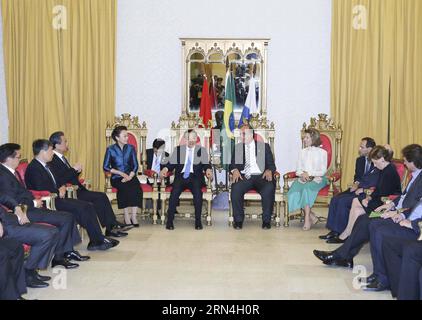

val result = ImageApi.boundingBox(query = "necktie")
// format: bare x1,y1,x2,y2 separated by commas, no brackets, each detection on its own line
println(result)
45,165,57,188
183,150,192,179
364,159,371,174
62,156,71,169
153,155,161,172
14,171,25,187
244,143,251,180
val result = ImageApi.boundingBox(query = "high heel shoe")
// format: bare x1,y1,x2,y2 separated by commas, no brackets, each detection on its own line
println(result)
130,214,139,228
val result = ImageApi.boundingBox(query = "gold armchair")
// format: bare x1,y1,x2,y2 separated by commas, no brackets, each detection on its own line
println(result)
105,114,160,224
227,115,284,227
282,114,343,227
159,114,213,226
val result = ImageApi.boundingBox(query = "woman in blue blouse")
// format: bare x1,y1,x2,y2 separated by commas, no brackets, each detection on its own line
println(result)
103,126,143,227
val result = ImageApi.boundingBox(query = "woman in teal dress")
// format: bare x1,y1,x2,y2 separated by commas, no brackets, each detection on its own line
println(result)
287,128,328,230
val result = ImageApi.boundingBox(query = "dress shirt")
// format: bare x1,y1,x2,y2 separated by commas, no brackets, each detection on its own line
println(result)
241,141,262,175
182,147,195,174
295,146,327,177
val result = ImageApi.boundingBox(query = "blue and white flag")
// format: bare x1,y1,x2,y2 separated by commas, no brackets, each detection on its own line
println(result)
239,76,258,127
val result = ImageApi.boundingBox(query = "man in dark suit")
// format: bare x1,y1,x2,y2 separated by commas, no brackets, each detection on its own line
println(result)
160,130,212,230
321,137,378,243
313,145,422,283
383,236,422,300
0,222,27,299
48,132,127,238
0,143,83,279
230,124,276,230
24,140,119,251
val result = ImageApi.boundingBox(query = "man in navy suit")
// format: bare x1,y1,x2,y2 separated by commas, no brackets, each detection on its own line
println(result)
320,137,378,243
383,236,422,299
160,130,212,230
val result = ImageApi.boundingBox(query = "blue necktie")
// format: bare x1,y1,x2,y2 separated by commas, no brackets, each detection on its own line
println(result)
365,160,371,174
183,150,192,179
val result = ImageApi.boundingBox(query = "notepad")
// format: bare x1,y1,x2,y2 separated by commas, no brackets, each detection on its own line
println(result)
369,211,383,219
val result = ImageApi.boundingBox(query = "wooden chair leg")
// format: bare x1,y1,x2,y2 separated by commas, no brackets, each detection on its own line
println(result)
283,200,289,227
152,198,157,225
207,199,212,226
161,199,166,225
275,202,281,227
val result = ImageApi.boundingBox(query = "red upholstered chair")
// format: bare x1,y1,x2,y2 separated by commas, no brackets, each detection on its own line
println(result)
159,114,213,226
227,115,283,227
104,114,158,223
282,114,343,227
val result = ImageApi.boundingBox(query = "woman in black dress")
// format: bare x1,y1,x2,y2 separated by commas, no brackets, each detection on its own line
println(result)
338,145,401,240
103,126,143,227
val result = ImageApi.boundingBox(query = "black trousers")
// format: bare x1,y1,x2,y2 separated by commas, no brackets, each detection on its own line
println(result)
334,214,372,260
55,198,104,243
383,237,422,300
77,189,117,230
167,175,203,223
231,175,275,224
2,213,59,270
369,218,418,287
0,238,27,300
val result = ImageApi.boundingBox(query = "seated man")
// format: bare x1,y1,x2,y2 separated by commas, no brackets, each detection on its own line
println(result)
0,143,86,272
230,123,276,230
160,130,212,230
24,140,119,251
313,145,422,276
147,138,170,214
48,132,127,238
383,236,422,300
0,221,26,300
320,137,379,243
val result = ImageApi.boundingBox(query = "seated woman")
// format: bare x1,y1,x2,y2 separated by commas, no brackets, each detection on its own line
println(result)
103,126,143,227
287,128,328,231
337,145,401,241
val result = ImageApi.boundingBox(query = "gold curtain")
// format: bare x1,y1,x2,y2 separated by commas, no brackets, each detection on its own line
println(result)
1,0,116,190
331,0,422,189
389,0,422,153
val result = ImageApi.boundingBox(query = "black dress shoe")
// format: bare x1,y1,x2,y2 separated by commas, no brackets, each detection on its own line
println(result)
34,270,51,282
324,258,354,269
319,231,339,240
233,222,243,230
364,279,389,292
359,273,377,284
166,222,174,230
326,236,346,244
52,258,79,269
105,230,128,238
262,222,271,230
131,223,140,228
195,223,203,230
87,239,114,251
26,276,49,289
313,250,336,263
65,251,90,262
105,237,120,247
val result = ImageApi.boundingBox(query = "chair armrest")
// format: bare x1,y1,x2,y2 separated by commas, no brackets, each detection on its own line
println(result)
283,171,297,180
328,171,341,182
29,191,57,210
144,169,157,178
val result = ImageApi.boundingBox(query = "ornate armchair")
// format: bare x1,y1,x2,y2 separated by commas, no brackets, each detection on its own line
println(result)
227,115,284,227
282,114,343,227
105,114,160,224
159,114,213,226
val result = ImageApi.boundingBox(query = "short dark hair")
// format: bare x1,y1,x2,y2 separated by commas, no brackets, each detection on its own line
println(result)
362,137,376,149
111,126,127,142
153,139,165,150
33,139,53,156
402,144,422,169
184,129,197,138
49,131,65,149
369,145,394,162
0,143,21,163
304,128,321,147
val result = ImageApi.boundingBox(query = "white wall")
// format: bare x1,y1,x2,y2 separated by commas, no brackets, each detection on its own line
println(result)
116,0,332,173
0,0,332,173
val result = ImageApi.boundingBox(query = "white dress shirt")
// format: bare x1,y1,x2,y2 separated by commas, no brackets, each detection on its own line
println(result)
182,147,195,174
295,146,328,178
241,141,262,175
53,151,67,166
396,169,422,221
152,152,163,173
